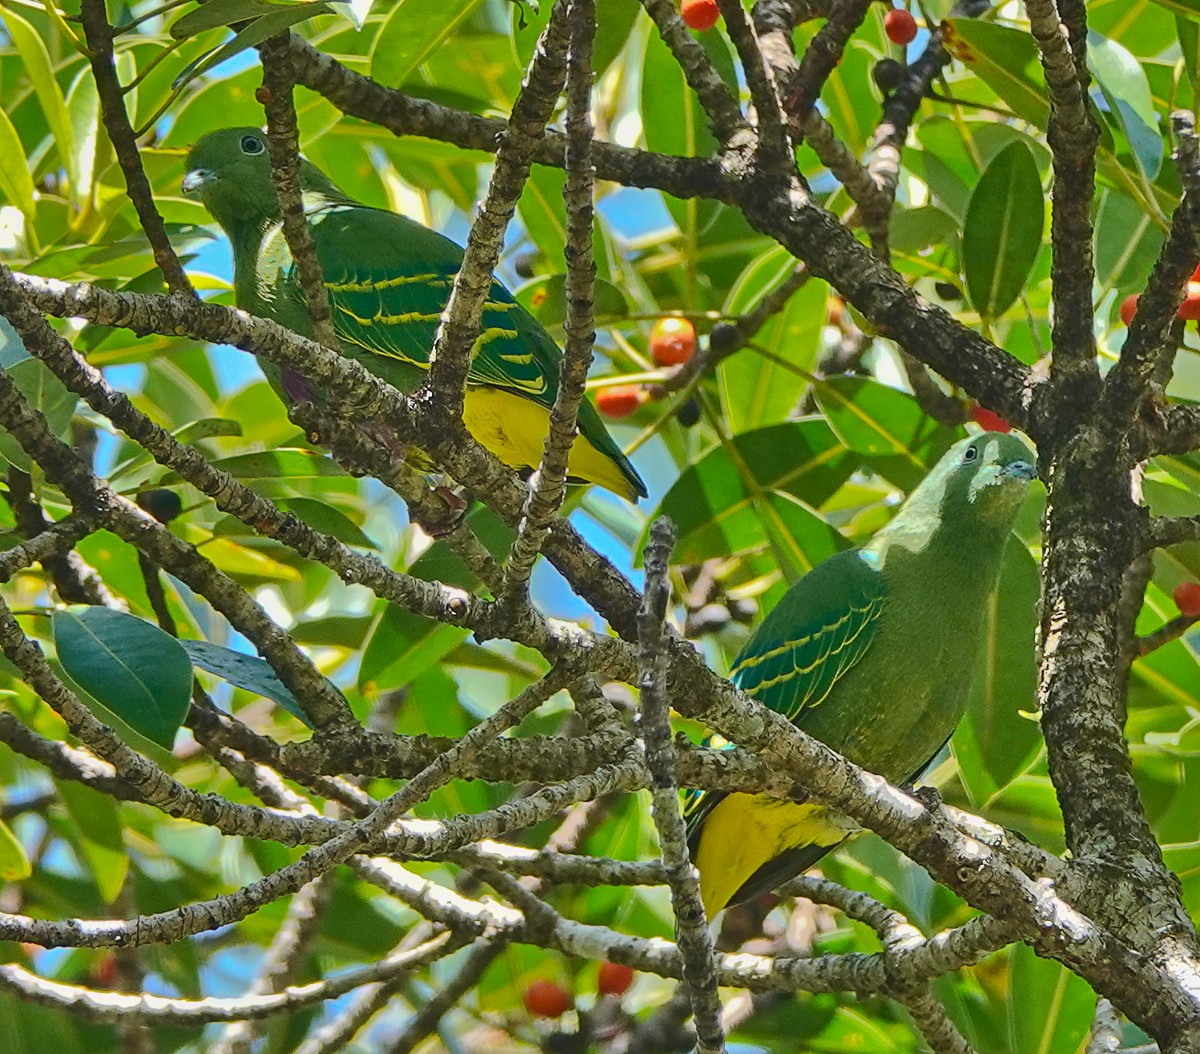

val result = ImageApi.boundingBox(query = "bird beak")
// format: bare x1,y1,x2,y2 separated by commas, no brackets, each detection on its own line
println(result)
181,169,208,196
1003,460,1037,482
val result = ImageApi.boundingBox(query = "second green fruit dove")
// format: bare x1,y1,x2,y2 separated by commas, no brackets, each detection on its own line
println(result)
182,128,646,502
686,432,1037,915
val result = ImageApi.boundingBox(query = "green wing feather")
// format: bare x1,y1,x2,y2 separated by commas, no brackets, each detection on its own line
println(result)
292,200,644,495
684,550,887,840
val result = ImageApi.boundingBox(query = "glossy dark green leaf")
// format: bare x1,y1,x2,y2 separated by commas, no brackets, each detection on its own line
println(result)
53,608,192,749
813,376,963,489
954,536,1042,805
180,639,313,727
962,140,1045,320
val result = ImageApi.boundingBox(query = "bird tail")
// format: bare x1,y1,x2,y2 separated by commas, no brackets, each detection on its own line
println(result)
690,792,848,916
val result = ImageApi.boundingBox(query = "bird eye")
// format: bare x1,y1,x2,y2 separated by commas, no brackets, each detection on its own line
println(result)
962,446,979,463
240,135,265,155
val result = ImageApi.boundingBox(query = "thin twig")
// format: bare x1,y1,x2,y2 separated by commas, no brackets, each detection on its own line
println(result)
422,1,571,419
258,34,340,349
78,0,194,296
501,0,599,601
638,517,726,1054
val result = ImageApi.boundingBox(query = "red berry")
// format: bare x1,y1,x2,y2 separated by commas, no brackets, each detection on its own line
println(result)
91,954,119,989
884,8,918,45
1119,294,1139,326
597,961,635,997
596,384,644,418
969,405,1013,434
681,0,720,30
1179,282,1200,321
524,979,572,1018
1174,581,1200,618
650,317,696,367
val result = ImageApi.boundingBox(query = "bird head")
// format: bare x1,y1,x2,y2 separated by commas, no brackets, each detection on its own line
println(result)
182,127,342,234
870,432,1037,558
943,431,1037,523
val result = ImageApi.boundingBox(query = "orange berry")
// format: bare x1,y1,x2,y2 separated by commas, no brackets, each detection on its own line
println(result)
681,0,720,30
597,961,635,996
524,979,572,1018
828,296,845,327
596,385,645,418
884,8,918,45
650,317,697,366
969,405,1012,434
1174,581,1200,618
1119,294,1139,326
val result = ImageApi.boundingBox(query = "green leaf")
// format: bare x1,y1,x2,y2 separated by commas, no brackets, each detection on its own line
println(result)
954,536,1042,805
0,9,76,192
1088,31,1162,178
1007,944,1095,1054
0,320,77,472
1095,188,1164,299
359,602,468,691
720,249,827,433
760,491,853,584
55,779,127,903
371,0,484,86
159,448,346,483
641,18,736,236
1153,0,1200,19
652,419,854,565
171,4,333,90
180,639,314,727
962,139,1045,321
0,107,36,226
170,0,326,38
53,608,193,749
276,498,378,549
813,376,963,489
515,274,629,326
0,817,30,881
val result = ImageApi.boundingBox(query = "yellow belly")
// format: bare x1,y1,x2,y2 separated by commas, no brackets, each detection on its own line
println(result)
461,386,636,500
693,793,849,916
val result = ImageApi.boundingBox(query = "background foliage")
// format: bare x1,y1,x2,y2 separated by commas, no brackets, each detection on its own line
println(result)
0,0,1197,1051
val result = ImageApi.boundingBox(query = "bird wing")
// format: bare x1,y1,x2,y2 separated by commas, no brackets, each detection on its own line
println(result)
684,549,886,843
303,203,561,410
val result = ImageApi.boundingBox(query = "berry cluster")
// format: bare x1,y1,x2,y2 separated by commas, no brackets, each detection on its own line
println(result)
596,317,701,419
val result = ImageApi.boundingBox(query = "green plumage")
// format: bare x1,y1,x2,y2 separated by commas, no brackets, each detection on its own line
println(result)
182,128,646,502
687,432,1037,914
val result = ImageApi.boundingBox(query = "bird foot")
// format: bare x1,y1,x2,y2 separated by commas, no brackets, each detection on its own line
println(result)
907,785,943,811
418,485,469,539
281,367,318,404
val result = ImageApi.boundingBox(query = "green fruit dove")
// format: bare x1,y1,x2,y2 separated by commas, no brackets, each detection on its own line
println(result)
687,432,1037,915
182,128,647,502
